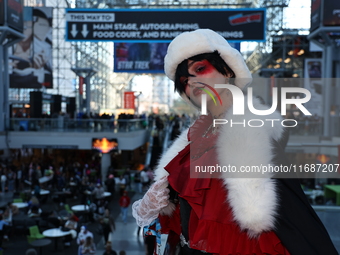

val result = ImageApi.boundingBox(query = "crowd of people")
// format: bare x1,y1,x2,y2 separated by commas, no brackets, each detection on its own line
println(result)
0,149,159,254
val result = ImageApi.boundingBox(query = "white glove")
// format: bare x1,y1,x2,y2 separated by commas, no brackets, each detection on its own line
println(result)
132,176,170,227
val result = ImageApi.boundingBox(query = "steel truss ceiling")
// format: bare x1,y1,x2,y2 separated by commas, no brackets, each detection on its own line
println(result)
18,0,289,111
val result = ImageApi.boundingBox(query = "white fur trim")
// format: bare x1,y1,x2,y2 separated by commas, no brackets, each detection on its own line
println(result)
164,29,252,89
216,97,283,236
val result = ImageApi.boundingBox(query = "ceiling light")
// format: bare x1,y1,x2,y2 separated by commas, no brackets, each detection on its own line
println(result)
297,49,305,55
284,58,291,63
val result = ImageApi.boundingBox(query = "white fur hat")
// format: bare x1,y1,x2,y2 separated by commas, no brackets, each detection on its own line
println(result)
164,29,252,89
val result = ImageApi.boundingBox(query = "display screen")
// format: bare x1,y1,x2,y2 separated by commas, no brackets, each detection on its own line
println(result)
92,138,118,153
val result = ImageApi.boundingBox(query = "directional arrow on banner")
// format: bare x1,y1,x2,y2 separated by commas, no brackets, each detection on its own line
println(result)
70,24,78,37
81,24,89,38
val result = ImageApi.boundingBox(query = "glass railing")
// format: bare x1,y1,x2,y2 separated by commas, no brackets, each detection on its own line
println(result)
288,120,323,136
7,118,148,132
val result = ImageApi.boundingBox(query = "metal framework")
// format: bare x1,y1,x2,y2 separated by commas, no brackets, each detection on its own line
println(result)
245,0,290,73
10,0,293,114
65,0,253,114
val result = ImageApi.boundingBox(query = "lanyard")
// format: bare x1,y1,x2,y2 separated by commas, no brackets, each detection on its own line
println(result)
143,218,162,255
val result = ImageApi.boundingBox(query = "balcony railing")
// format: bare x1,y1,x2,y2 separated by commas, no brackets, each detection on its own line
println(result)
7,118,148,132
288,120,323,136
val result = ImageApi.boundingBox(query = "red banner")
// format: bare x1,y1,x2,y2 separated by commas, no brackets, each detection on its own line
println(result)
79,76,84,95
124,92,135,109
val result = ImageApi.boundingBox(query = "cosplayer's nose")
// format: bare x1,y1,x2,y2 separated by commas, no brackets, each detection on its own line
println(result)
187,77,203,88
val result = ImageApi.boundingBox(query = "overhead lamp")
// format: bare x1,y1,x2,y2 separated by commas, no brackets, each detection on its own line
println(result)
276,58,282,63
274,64,280,69
292,73,299,77
284,58,291,63
288,50,294,55
297,49,305,55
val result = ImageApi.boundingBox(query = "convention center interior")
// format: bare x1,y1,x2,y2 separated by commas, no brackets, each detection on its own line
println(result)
0,0,340,254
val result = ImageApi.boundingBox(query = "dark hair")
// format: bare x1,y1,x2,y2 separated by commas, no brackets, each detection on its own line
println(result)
174,51,235,95
33,9,52,26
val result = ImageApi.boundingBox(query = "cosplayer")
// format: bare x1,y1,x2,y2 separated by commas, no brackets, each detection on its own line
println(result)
132,29,338,255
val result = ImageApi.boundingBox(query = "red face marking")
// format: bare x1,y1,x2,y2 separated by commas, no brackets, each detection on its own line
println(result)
190,60,215,76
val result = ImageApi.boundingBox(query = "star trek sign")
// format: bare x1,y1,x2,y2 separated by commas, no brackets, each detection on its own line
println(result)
65,8,266,42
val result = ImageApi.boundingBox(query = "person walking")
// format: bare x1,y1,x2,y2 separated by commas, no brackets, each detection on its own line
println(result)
119,191,130,224
140,169,149,193
77,226,93,255
102,242,117,255
116,175,126,197
81,236,96,255
1,172,6,194
100,208,115,244
105,174,116,198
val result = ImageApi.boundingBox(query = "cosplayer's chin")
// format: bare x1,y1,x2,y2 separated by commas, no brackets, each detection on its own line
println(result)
181,93,201,110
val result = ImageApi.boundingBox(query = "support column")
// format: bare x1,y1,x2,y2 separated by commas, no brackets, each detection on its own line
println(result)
85,76,91,115
71,68,97,115
101,153,111,184
0,27,25,132
323,45,333,137
3,43,10,131
0,45,4,131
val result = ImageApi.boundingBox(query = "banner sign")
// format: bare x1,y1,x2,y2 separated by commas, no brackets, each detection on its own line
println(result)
310,0,321,31
323,0,340,26
124,92,135,109
9,7,53,88
79,76,84,95
0,0,24,32
114,42,240,73
7,0,24,32
114,42,169,73
65,8,266,42
0,0,4,26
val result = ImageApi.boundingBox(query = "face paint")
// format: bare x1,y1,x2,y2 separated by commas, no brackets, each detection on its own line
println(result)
189,60,215,76
180,60,215,90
